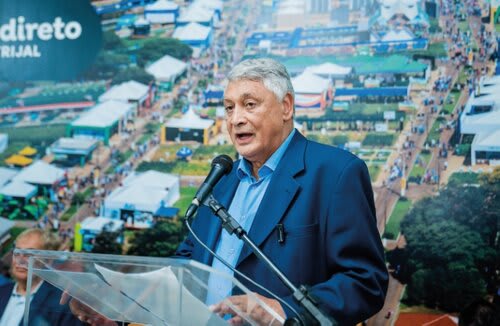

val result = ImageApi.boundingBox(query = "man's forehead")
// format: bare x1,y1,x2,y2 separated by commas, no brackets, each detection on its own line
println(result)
15,234,43,248
224,80,266,100
224,92,259,102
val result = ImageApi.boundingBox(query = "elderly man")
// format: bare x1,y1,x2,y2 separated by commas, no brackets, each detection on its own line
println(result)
65,58,388,326
0,229,82,326
176,58,388,325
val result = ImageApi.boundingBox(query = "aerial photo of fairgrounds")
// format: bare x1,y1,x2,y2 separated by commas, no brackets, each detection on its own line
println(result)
0,0,499,325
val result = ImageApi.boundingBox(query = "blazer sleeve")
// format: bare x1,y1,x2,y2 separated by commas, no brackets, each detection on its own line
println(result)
283,158,388,325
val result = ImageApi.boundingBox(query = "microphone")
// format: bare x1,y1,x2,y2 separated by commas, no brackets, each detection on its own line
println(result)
185,154,233,219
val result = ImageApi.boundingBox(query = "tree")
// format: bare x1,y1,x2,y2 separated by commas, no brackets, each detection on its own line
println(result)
127,220,185,257
72,192,87,206
387,168,500,311
83,51,130,80
102,30,126,51
91,231,123,255
136,38,192,67
112,66,155,86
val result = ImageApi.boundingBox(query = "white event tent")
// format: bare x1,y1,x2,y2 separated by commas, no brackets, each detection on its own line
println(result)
144,0,180,24
146,55,188,91
103,171,180,228
13,160,65,186
99,80,150,107
291,72,331,111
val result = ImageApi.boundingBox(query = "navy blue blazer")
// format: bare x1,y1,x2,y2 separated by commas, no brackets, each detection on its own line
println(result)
0,281,83,326
177,131,388,325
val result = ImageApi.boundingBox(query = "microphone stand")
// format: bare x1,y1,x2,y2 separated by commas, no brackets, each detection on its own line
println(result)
204,195,336,326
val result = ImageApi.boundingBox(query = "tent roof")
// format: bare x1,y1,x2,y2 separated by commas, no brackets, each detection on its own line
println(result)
381,28,415,42
134,16,150,26
19,146,37,156
194,0,223,12
473,130,500,148
284,55,427,75
166,108,214,129
292,72,330,94
51,137,99,151
173,22,211,41
5,155,33,167
71,100,133,128
0,217,15,238
178,5,214,23
122,170,179,189
0,181,37,198
99,80,149,102
106,184,169,209
105,171,179,212
304,62,352,76
145,0,179,10
146,55,188,81
13,160,65,185
464,109,500,126
0,167,18,187
81,216,124,232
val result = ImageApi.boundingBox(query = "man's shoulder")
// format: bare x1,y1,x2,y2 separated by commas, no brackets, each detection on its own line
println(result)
0,281,14,292
304,137,361,165
37,281,64,298
0,281,14,300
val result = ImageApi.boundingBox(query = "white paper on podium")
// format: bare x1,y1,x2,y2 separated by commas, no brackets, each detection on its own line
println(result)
34,269,163,325
94,264,227,326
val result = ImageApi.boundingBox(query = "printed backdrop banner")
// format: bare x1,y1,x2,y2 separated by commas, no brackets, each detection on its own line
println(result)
0,0,102,81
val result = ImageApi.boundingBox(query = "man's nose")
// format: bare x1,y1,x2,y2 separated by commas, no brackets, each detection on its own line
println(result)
229,106,246,125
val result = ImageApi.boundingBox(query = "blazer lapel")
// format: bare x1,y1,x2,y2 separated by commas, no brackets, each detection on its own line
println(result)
20,282,50,325
237,132,306,266
0,283,14,317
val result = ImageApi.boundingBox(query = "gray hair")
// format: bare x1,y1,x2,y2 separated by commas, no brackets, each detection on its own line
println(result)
16,228,61,251
227,58,294,101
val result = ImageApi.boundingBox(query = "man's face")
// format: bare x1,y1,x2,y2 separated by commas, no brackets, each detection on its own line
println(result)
11,234,44,283
224,79,293,165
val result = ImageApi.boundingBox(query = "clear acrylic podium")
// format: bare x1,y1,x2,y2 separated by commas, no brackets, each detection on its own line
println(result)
14,249,285,326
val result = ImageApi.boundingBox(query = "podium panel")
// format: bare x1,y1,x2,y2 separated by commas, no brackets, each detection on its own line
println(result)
14,249,285,326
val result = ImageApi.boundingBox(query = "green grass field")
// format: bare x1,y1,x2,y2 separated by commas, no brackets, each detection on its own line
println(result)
0,124,67,166
409,151,432,180
383,199,412,239
368,165,381,181
61,205,78,222
448,172,479,185
426,119,442,145
442,91,461,115
173,187,197,216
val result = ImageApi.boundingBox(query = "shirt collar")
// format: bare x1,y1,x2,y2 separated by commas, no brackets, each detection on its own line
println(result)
12,281,43,298
237,129,296,181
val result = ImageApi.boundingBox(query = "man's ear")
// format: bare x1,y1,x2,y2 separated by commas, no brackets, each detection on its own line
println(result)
282,93,294,121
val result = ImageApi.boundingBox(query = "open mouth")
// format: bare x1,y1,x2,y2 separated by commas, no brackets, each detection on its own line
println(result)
235,132,254,142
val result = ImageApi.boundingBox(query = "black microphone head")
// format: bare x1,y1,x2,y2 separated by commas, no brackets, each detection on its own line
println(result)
212,155,233,175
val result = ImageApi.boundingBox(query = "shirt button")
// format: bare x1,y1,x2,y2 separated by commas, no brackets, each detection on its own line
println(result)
228,248,235,255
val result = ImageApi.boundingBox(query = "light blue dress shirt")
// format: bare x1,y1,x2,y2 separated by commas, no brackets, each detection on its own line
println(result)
0,282,43,326
206,129,296,305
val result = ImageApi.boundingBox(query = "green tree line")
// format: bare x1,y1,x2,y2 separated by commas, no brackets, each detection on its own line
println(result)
387,168,500,311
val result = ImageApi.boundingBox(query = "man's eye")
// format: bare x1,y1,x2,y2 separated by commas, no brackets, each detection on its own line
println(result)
225,106,233,113
245,102,256,108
